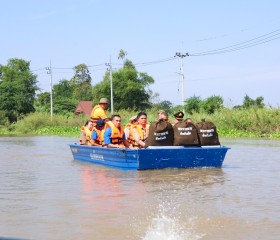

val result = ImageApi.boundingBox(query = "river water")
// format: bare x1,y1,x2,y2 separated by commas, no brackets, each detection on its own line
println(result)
0,136,279,240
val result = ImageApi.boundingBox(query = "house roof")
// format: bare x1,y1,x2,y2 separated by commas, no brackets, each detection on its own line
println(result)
75,101,93,115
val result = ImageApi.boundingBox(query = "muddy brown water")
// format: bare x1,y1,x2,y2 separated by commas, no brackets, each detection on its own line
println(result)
0,136,279,240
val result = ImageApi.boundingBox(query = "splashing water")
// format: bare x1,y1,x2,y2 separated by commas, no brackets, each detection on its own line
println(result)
142,201,204,240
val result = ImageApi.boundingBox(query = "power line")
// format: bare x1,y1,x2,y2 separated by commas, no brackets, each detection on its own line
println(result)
133,57,176,66
190,29,280,56
31,28,280,73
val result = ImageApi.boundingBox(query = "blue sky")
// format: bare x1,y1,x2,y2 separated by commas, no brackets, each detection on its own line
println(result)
1,0,280,107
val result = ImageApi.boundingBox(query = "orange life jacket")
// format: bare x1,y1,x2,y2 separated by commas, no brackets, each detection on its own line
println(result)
105,121,124,144
92,127,105,145
130,124,149,147
80,126,92,146
124,123,135,144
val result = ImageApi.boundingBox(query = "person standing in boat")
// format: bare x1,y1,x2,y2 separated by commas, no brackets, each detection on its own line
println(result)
130,112,149,148
80,120,94,145
103,114,133,149
90,98,110,125
90,119,105,146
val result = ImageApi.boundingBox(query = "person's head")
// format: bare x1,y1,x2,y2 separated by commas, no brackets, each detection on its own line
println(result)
173,111,184,123
111,114,122,128
129,115,138,124
186,118,193,123
96,119,105,130
137,112,147,125
99,98,109,110
158,110,168,121
84,120,93,131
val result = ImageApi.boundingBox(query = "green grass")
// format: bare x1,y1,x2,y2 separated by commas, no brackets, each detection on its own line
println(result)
0,107,280,139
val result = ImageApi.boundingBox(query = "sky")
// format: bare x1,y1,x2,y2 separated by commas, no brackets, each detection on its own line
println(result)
1,0,280,108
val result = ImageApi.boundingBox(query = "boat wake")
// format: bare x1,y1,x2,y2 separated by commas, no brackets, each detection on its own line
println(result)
141,201,204,240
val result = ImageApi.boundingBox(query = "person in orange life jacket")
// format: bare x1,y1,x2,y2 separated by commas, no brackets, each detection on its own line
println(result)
90,98,110,124
90,119,105,146
131,112,149,148
103,114,133,149
124,115,137,140
173,111,184,126
80,120,94,145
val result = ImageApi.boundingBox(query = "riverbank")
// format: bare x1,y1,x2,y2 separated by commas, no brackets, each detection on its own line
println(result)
0,108,279,139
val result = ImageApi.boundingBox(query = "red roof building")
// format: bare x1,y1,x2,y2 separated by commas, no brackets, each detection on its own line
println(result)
75,101,93,115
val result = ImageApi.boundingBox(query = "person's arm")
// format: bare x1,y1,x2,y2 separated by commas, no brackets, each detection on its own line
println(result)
79,130,86,145
122,133,133,149
104,128,119,148
132,128,145,147
90,131,101,146
123,139,133,149
124,127,130,139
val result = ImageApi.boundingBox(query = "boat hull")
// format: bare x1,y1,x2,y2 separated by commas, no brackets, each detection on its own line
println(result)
69,144,230,170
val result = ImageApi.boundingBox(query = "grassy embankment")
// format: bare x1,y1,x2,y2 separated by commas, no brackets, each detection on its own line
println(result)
0,107,280,139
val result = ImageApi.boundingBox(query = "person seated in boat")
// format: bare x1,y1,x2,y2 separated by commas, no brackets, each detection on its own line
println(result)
173,112,200,146
103,114,133,149
158,110,170,123
130,112,149,148
80,120,94,145
145,118,174,147
90,119,105,146
124,115,137,140
172,111,184,126
90,98,110,126
195,120,220,146
186,117,193,123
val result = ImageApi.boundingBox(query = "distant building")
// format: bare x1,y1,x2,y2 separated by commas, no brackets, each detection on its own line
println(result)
75,101,93,116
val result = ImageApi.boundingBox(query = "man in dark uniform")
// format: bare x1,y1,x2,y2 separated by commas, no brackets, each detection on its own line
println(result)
173,111,184,126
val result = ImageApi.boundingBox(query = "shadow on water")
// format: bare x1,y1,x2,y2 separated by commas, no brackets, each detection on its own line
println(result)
137,167,226,188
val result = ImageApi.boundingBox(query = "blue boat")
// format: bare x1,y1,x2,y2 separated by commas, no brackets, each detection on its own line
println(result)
69,144,230,170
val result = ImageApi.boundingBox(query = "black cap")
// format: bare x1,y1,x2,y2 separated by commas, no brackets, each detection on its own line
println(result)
173,111,184,120
96,119,105,127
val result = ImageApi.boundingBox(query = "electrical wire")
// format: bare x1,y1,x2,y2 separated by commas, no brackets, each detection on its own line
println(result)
190,29,280,56
31,28,280,72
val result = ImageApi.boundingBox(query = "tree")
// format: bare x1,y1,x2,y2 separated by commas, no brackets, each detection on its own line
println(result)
154,100,173,111
242,94,265,109
0,58,38,122
71,64,93,101
255,96,265,108
53,79,74,99
35,79,76,114
118,49,128,62
93,59,154,111
35,92,50,112
243,94,255,108
53,98,77,115
185,95,201,114
200,95,224,114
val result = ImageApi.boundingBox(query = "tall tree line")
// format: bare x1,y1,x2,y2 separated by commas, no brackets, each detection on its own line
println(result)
0,54,156,123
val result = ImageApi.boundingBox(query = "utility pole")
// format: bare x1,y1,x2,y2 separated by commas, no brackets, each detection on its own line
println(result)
46,61,53,121
175,52,189,109
105,57,113,114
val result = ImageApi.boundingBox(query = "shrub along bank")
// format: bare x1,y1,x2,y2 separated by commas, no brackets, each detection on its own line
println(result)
0,108,279,139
